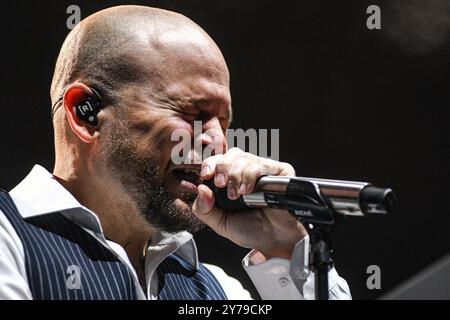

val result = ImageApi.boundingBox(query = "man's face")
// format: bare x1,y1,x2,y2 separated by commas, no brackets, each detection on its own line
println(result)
100,35,232,234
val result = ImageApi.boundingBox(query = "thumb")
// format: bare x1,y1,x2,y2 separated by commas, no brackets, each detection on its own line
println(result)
192,184,214,215
192,184,226,233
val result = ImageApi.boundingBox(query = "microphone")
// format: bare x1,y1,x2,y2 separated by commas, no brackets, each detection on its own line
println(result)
205,176,397,225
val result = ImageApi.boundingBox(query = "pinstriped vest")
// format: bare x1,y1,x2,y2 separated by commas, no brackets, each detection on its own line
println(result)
0,190,227,300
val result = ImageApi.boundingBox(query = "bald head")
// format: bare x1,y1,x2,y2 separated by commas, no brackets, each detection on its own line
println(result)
50,5,228,114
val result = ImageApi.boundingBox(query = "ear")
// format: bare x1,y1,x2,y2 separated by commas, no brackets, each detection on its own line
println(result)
63,82,100,144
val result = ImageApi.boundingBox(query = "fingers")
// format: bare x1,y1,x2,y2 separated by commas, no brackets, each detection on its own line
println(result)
200,154,221,182
226,161,248,200
202,148,251,199
201,148,241,188
240,164,262,195
200,147,296,200
278,162,296,176
194,156,303,259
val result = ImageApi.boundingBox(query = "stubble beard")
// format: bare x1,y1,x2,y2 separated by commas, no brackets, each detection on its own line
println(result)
101,117,205,234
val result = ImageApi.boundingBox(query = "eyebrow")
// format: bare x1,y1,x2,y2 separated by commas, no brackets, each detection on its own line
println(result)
193,96,233,125
152,90,233,126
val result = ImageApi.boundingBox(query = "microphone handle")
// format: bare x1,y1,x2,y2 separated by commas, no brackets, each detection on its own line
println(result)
204,179,249,210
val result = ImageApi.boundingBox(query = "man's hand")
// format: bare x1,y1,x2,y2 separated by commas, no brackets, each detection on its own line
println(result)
192,148,308,260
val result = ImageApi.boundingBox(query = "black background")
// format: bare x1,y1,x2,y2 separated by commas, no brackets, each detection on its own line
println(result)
0,0,449,300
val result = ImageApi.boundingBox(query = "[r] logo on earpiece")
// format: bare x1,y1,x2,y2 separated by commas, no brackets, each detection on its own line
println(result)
77,101,94,116
76,100,98,124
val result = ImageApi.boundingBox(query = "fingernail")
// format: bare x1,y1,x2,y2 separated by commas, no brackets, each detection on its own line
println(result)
202,134,213,144
197,194,205,210
228,186,237,199
201,165,210,177
239,184,248,194
194,190,205,212
215,173,226,187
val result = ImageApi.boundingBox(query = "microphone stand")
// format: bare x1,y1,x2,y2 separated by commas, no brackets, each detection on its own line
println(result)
283,181,341,300
305,224,334,300
264,176,394,300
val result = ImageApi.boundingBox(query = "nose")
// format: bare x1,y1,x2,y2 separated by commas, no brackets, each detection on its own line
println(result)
200,116,227,156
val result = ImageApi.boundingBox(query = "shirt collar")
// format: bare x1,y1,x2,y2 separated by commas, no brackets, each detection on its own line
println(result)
10,165,84,218
9,164,199,269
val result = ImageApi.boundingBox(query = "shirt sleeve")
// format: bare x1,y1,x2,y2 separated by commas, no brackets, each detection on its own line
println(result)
242,235,352,300
203,263,253,300
0,209,33,299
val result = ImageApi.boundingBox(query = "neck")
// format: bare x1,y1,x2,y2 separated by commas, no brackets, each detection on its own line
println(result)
53,162,155,272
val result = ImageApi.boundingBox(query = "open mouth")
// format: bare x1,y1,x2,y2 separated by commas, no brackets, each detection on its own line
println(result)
165,165,203,202
171,167,202,186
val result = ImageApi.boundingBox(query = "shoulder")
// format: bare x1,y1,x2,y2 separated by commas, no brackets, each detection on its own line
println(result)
0,194,26,264
0,196,32,299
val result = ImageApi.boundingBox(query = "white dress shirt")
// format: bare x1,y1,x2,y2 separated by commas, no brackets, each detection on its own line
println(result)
0,165,351,300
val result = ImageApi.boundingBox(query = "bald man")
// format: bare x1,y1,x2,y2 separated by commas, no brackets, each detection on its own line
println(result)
0,5,350,300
